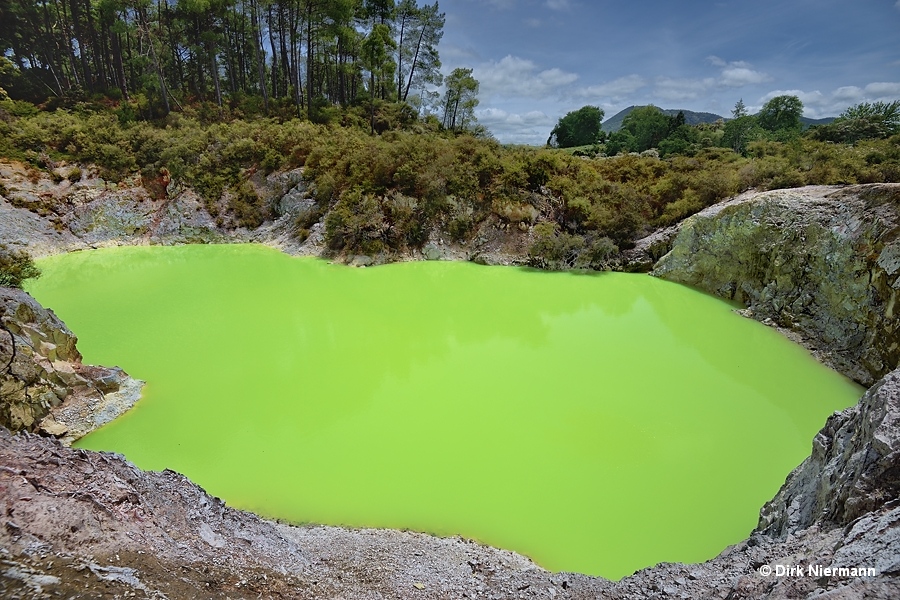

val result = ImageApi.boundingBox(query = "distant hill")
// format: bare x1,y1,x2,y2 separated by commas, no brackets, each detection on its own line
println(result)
601,106,836,133
800,116,836,129
601,106,725,132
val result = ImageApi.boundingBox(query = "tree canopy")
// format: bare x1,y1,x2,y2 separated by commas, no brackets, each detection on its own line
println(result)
722,99,758,154
0,0,453,123
604,106,699,156
0,245,40,289
547,105,605,148
811,100,900,143
757,95,803,137
440,67,479,132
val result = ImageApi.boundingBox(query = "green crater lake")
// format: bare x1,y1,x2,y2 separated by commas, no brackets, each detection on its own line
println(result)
27,244,861,579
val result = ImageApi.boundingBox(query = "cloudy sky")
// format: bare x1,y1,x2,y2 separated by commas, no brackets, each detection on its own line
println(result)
436,0,900,144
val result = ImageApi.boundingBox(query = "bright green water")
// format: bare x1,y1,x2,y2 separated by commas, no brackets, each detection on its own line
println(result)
27,244,861,579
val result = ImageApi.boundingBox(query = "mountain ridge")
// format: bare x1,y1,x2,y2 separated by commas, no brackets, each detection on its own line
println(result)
601,105,835,132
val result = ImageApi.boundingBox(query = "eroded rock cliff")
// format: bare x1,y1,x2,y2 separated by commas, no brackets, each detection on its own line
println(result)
0,287,142,443
653,184,900,386
757,368,900,537
0,161,235,255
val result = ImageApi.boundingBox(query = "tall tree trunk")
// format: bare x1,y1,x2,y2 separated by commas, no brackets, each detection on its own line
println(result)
250,0,269,113
161,0,183,93
403,22,427,103
209,43,222,107
100,21,114,88
40,0,67,93
370,71,376,134
137,6,170,114
266,4,278,99
125,30,136,92
69,0,92,90
396,12,407,100
278,4,290,101
61,5,83,87
306,3,314,118
338,37,346,106
289,5,303,113
111,30,129,100
82,0,107,89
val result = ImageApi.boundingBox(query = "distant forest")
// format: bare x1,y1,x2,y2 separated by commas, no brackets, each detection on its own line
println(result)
0,0,452,120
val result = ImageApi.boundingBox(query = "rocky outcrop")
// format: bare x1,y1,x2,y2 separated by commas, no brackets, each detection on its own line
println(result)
653,184,900,386
0,287,142,443
0,160,549,269
757,368,900,537
0,161,239,257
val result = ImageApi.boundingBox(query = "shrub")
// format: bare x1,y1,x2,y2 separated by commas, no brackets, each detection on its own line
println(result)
324,188,387,254
657,189,703,226
228,181,270,229
528,223,617,270
0,245,40,288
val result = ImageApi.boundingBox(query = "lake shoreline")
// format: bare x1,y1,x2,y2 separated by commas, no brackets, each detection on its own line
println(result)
2,169,899,597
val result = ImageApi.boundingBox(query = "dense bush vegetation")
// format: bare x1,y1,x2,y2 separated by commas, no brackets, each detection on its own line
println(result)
0,245,40,288
1,97,898,270
548,106,605,148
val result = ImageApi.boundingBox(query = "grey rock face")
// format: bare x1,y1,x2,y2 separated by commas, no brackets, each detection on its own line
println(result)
653,184,900,385
757,368,900,538
0,287,142,442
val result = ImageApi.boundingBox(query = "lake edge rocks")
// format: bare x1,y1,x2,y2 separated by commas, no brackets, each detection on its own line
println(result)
652,183,900,387
1,287,143,443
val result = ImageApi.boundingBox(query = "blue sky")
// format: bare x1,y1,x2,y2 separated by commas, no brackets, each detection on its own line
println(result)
436,0,900,144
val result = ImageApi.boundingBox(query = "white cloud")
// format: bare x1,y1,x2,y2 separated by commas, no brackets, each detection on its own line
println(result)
524,17,542,28
833,86,864,102
476,107,556,145
574,75,647,101
720,66,772,87
654,77,717,101
648,59,771,102
713,59,772,87
758,89,824,107
865,81,900,97
474,55,579,100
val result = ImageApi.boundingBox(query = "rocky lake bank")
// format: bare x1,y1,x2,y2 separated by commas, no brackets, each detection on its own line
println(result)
2,161,899,598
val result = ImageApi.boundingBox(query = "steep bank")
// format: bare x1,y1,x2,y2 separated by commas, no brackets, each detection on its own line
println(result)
0,160,529,267
653,183,900,386
0,161,241,257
